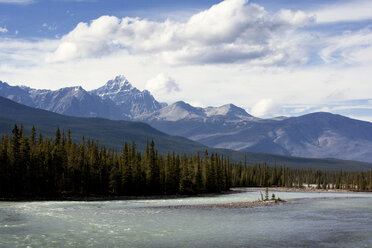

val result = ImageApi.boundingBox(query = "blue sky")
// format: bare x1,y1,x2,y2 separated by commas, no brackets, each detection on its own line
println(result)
0,0,372,121
0,0,220,38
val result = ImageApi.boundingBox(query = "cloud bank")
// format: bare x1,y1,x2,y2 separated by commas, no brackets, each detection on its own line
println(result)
47,0,314,65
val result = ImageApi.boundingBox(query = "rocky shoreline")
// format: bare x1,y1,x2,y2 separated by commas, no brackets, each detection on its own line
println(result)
155,196,367,209
155,199,287,209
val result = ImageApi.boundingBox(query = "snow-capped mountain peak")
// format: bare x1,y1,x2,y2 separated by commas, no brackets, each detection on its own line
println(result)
96,75,134,95
89,75,164,117
90,75,139,100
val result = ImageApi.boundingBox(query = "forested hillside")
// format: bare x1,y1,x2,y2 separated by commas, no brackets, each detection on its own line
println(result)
1,125,371,198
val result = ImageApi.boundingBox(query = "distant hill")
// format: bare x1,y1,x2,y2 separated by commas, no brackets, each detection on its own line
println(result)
1,96,372,171
0,96,203,154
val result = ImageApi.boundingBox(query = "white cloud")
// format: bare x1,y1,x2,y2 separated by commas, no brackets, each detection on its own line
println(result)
0,27,8,33
0,0,34,4
251,98,280,117
332,105,372,111
42,23,57,31
146,73,180,95
320,28,372,64
1,0,372,123
0,38,58,67
315,0,372,23
46,0,314,65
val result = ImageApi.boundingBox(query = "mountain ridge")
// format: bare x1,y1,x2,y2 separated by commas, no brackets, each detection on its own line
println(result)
2,76,372,163
1,95,372,171
0,75,164,120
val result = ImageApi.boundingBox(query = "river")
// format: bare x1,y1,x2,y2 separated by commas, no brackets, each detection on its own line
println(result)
1,189,371,247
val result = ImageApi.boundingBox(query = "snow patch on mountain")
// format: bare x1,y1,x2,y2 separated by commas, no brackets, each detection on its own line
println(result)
90,75,165,117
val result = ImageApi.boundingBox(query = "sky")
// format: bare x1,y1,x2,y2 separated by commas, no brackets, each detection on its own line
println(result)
0,0,372,121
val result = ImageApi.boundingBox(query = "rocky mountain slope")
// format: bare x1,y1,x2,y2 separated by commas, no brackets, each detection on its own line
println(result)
2,76,372,163
0,75,164,120
90,75,166,118
2,95,372,171
140,102,372,162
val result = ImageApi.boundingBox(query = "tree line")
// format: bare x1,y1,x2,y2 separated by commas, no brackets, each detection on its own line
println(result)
0,125,371,197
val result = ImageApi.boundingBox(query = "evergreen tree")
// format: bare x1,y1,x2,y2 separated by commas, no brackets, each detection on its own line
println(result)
0,124,371,198
120,142,132,194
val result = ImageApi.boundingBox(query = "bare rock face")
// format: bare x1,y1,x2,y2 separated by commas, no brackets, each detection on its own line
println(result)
90,75,165,118
0,75,164,120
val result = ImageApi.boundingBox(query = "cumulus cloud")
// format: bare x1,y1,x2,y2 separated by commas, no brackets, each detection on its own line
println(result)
146,73,180,95
251,98,280,117
46,0,314,65
0,27,8,33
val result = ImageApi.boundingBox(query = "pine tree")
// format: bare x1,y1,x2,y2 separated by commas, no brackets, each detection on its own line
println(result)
147,140,160,194
30,126,36,147
1,124,371,198
120,142,132,195
194,153,204,193
179,155,192,194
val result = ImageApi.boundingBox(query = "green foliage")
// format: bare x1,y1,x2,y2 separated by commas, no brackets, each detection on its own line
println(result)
0,125,371,198
0,126,231,197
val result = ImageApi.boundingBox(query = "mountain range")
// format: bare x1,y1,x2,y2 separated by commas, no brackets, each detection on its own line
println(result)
1,95,372,171
1,75,372,163
0,75,164,120
139,102,372,163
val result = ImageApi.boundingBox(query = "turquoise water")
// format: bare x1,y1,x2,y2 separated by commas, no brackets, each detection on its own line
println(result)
0,189,371,248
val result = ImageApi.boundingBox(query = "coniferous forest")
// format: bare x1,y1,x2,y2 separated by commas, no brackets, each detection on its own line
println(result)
0,125,371,198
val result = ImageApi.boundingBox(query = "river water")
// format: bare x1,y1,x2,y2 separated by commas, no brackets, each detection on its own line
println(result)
0,189,371,248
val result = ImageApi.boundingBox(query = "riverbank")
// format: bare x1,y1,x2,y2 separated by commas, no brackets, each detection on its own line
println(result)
1,187,370,202
0,190,239,202
235,187,372,194
155,195,365,209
